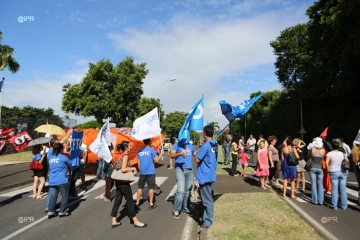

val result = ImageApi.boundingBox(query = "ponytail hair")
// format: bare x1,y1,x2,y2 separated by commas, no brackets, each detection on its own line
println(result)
52,143,63,156
117,141,130,152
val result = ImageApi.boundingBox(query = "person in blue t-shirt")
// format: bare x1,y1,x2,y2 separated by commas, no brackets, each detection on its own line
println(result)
47,143,72,219
170,139,196,219
196,125,218,230
135,138,164,210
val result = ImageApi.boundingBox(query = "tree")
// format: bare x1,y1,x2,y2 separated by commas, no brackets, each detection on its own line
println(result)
1,105,64,137
162,111,187,137
190,130,200,144
62,57,148,126
270,24,310,91
0,31,20,73
127,97,165,127
75,120,102,129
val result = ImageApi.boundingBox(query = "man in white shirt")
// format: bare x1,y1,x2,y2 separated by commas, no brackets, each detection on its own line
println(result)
340,138,351,157
79,143,88,191
247,134,256,163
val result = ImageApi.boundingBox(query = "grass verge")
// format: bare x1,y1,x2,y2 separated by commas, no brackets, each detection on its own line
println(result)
216,146,253,175
0,151,32,162
207,192,323,240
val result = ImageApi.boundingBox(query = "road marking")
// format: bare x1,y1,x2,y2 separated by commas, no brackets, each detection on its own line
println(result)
25,176,97,198
166,184,177,201
132,177,168,200
0,176,96,198
1,195,89,240
94,177,139,199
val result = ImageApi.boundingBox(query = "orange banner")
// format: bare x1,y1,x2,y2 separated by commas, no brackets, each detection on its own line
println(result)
65,128,165,165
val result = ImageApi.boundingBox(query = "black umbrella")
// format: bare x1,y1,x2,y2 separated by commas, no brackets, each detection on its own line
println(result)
28,137,52,147
322,139,333,151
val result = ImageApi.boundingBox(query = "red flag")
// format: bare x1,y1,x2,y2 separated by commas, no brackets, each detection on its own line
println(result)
0,140,6,151
0,128,16,139
319,127,329,139
8,132,33,152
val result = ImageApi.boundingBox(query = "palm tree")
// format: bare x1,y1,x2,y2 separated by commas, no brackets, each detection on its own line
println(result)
209,121,220,135
0,31,20,73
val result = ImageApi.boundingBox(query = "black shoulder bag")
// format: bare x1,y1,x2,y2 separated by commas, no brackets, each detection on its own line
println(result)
287,147,300,166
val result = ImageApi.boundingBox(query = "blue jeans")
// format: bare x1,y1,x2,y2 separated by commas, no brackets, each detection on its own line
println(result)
222,146,230,164
45,190,52,212
48,183,69,215
199,183,214,228
310,168,324,204
173,168,193,213
330,171,348,210
96,158,103,179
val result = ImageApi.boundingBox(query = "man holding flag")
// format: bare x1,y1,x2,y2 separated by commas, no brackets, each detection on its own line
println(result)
170,96,203,219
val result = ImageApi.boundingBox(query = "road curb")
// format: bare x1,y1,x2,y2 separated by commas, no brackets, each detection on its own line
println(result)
0,162,30,168
248,166,339,240
0,180,34,193
279,192,339,240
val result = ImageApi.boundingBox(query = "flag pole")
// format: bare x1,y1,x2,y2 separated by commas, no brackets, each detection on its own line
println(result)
0,77,4,128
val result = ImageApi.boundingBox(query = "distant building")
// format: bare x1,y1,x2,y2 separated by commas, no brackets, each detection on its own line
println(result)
61,118,77,128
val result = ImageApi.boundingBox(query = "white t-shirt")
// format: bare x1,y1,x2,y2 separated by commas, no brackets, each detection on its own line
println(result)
238,139,245,149
80,143,88,164
247,138,256,150
326,151,346,172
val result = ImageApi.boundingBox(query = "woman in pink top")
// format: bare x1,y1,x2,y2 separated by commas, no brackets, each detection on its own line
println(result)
240,148,250,177
256,140,274,189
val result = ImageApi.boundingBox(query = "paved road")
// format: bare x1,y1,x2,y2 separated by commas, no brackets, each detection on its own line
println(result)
0,163,34,191
0,155,199,240
242,151,360,240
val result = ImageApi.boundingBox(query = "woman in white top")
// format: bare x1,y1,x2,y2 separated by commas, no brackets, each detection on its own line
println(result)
326,139,349,210
238,136,245,152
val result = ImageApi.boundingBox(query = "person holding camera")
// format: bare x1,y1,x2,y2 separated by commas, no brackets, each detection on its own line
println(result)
221,129,232,165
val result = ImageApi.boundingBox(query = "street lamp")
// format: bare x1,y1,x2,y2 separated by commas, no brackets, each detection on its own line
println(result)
159,78,176,119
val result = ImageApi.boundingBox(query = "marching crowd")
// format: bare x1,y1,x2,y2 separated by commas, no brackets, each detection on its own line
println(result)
221,131,360,210
29,125,218,230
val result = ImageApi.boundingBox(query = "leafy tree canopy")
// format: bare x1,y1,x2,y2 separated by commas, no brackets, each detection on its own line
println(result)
75,120,102,129
0,31,20,73
62,57,148,126
162,111,187,138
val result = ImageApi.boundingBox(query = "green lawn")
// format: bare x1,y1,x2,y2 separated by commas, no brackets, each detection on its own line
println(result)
0,151,33,162
217,146,253,175
207,192,323,240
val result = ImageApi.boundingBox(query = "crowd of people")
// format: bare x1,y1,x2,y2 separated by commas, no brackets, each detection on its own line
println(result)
222,131,360,210
29,126,219,230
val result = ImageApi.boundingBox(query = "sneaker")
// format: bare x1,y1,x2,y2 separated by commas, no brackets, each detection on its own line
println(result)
135,204,141,211
200,225,210,231
173,211,180,219
148,203,157,210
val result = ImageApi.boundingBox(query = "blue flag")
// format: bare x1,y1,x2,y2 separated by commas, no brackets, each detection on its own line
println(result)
219,93,264,122
0,80,3,92
189,95,204,130
178,97,203,143
70,130,84,161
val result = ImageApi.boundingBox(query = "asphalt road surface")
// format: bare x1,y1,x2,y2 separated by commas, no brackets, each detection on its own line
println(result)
0,154,199,240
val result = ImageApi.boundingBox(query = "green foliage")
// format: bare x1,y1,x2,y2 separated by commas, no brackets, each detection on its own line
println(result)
190,130,200,144
75,120,102,129
125,97,165,127
62,57,148,126
1,105,65,137
162,111,187,137
0,31,20,73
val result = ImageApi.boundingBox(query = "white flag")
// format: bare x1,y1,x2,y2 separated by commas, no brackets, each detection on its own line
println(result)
131,107,161,140
89,135,113,163
100,121,111,146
